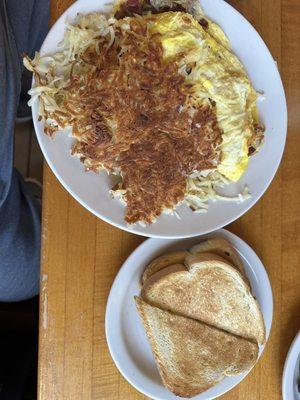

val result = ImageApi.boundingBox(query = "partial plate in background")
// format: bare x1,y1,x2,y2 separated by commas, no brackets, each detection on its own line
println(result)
105,229,273,400
283,332,300,400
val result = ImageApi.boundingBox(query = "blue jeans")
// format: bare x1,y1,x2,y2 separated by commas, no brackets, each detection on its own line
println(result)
0,0,49,301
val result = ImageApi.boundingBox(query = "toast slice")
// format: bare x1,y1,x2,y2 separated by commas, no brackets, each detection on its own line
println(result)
135,297,259,398
185,252,251,289
141,251,188,285
141,257,265,344
189,238,246,276
143,264,187,291
142,256,230,293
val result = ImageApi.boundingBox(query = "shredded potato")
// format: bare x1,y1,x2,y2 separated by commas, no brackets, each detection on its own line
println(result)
24,9,252,223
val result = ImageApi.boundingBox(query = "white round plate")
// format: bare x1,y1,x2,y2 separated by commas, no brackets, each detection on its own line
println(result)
105,229,273,400
32,0,287,238
283,332,300,400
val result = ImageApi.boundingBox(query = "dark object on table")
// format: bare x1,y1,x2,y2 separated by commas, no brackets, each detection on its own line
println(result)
0,297,38,400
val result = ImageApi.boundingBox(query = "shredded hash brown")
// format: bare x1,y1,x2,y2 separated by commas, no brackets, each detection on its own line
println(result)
47,16,222,223
24,4,263,224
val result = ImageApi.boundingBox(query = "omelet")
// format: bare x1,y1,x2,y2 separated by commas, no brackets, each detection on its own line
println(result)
148,11,260,182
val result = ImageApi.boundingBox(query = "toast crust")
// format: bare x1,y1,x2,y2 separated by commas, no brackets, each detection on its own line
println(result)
142,264,187,291
141,251,188,285
189,238,246,276
185,251,251,289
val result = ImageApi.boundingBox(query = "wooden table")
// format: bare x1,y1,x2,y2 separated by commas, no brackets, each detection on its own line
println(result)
39,1,300,399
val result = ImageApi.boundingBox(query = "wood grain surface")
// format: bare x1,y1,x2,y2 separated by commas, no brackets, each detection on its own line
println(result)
39,1,300,399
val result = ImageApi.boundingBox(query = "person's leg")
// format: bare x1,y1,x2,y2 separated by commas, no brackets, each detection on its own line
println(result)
0,0,49,302
6,0,51,120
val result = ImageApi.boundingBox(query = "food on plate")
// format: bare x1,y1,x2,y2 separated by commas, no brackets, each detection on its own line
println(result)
189,236,246,276
142,253,265,343
141,250,188,284
185,250,251,288
135,237,265,397
24,0,264,225
135,296,259,398
141,237,247,284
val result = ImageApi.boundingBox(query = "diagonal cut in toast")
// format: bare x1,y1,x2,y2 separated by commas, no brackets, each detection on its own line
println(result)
135,297,259,398
141,254,265,344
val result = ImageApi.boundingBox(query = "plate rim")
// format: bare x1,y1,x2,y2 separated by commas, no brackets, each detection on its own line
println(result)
32,0,287,239
282,331,300,400
105,228,273,400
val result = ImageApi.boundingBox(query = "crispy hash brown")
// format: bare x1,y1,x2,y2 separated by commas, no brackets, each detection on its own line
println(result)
70,17,222,223
25,14,222,224
24,0,264,224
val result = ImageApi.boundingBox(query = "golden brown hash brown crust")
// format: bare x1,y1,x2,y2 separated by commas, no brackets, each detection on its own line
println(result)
58,16,222,224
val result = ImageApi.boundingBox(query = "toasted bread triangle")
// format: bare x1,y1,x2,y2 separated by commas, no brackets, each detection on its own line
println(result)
141,258,265,344
135,297,259,398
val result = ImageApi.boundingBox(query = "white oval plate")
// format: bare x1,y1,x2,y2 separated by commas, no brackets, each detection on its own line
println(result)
105,229,273,400
283,332,300,400
32,0,287,238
